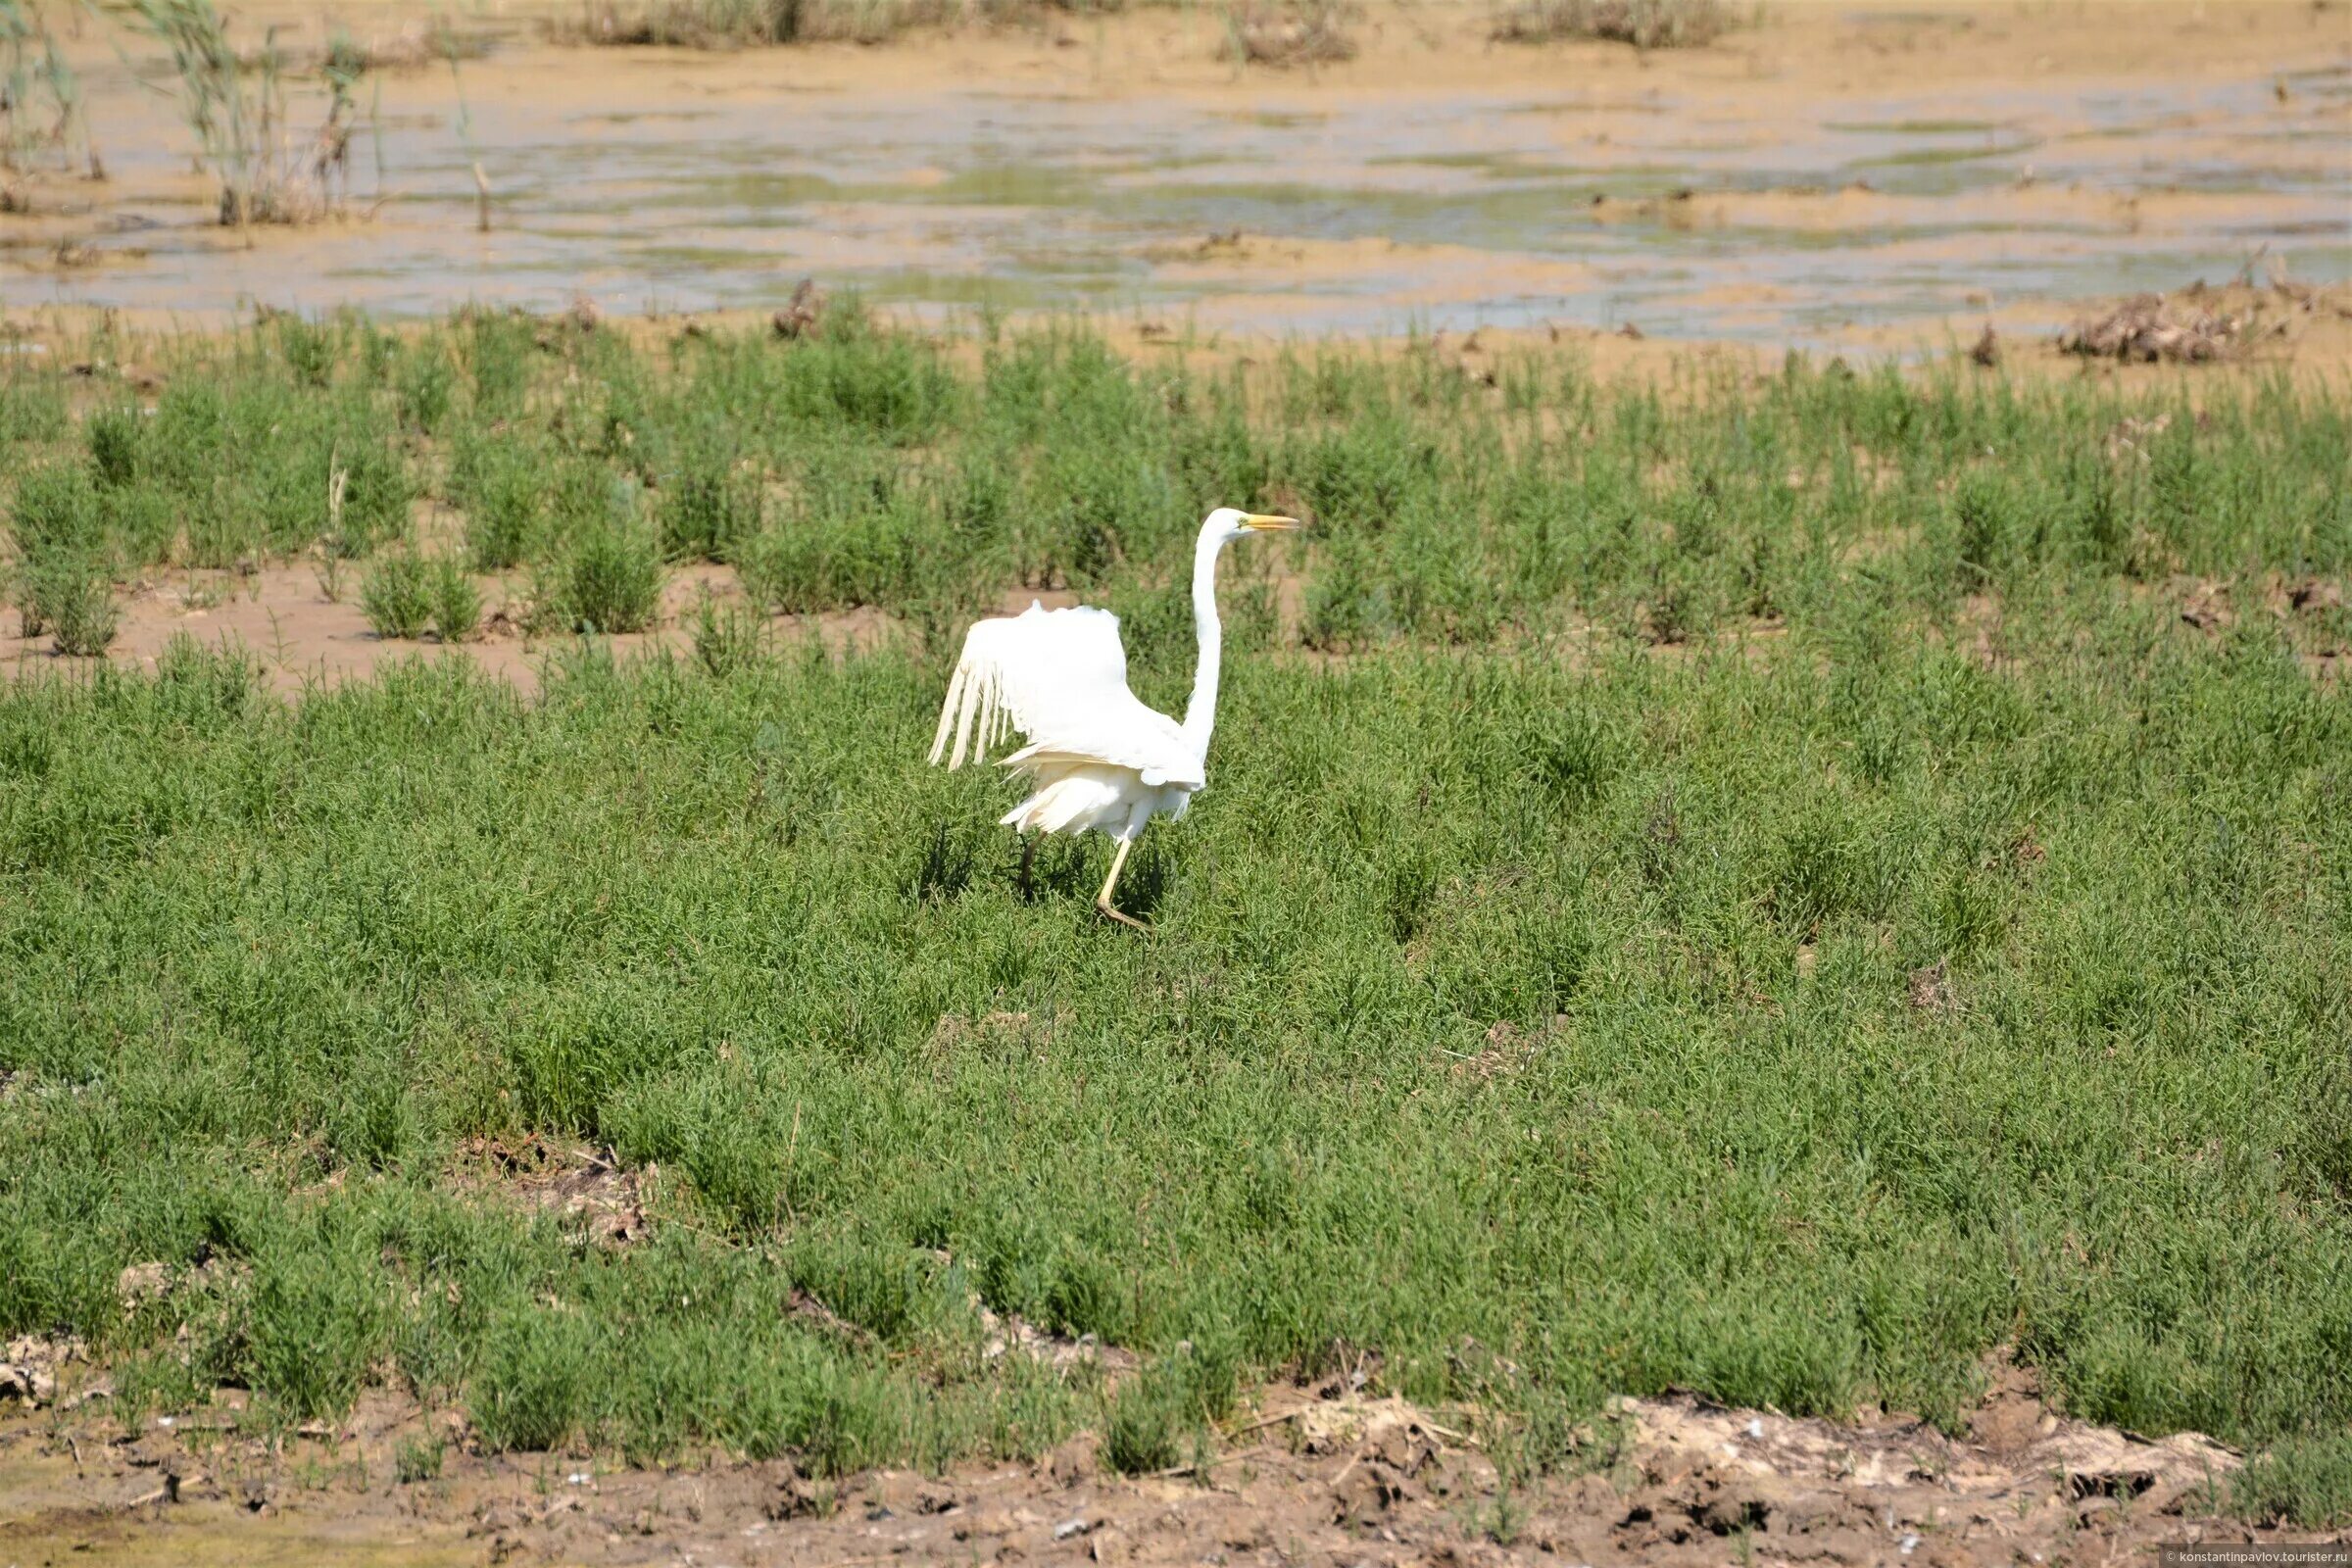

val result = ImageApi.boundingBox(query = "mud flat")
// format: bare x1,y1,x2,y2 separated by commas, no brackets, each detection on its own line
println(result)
0,1363,2328,1567
0,1,2343,343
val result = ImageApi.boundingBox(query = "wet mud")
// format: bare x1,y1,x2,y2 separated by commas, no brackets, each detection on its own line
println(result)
0,1,2344,345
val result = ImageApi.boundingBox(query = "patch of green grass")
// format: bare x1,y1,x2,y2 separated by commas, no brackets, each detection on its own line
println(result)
0,315,2344,1525
8,459,104,563
395,342,457,434
394,1433,446,1484
364,552,479,643
2230,1434,2352,1530
245,1232,391,1423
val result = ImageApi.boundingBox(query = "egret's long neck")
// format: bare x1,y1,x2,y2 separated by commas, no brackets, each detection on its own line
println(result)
1180,527,1226,756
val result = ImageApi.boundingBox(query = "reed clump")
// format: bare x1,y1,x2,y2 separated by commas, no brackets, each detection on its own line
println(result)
118,0,371,225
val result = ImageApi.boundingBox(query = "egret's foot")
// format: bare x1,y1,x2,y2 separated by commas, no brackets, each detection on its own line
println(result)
1094,837,1144,929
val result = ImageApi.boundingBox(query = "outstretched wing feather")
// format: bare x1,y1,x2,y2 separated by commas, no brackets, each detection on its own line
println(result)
929,605,1200,786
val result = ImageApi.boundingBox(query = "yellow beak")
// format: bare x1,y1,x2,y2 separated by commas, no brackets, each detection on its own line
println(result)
1242,514,1303,531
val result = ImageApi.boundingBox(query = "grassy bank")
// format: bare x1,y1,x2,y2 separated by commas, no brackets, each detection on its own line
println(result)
1,313,2347,1521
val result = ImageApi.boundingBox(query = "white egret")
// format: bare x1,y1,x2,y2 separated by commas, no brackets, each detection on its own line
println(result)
929,507,1302,928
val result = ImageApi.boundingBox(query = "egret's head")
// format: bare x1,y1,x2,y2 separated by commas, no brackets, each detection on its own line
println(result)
1203,506,1303,544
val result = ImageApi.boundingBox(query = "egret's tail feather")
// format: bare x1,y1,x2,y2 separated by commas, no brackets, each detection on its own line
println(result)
999,763,1134,837
928,660,964,765
930,644,1013,769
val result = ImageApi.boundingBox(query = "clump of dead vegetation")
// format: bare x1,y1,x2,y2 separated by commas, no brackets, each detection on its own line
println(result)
2057,275,2331,365
2058,292,2244,364
1490,0,1727,47
771,275,824,339
557,0,956,48
1219,0,1355,66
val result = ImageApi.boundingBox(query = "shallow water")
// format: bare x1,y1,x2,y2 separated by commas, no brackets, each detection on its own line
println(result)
10,29,2348,344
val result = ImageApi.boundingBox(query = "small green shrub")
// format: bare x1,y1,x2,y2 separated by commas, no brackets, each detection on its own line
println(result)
147,380,228,497
362,551,433,639
1527,706,1623,808
1101,1374,1183,1475
9,461,103,563
462,498,537,574
20,556,119,656
395,1433,447,1484
100,483,178,564
0,379,69,442
1950,468,2019,589
87,405,144,488
277,317,339,388
322,433,414,560
396,344,456,433
547,518,663,633
734,496,922,614
471,1309,596,1453
429,559,483,642
464,310,536,420
244,1245,388,1423
658,450,761,562
689,589,766,676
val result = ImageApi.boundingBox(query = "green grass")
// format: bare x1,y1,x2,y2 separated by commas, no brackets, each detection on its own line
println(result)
0,311,2346,1514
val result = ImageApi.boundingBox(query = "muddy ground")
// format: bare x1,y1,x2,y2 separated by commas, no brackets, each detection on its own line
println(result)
0,1340,2328,1567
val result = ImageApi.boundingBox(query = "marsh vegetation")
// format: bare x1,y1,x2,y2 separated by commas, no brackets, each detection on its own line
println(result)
0,310,2345,1525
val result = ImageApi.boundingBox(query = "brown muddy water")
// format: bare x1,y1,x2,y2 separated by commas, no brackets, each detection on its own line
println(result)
3,1,2346,347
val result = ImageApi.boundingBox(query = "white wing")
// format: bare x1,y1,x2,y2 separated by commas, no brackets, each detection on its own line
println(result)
929,603,1203,788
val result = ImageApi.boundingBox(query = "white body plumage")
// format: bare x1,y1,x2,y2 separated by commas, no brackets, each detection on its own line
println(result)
928,507,1300,925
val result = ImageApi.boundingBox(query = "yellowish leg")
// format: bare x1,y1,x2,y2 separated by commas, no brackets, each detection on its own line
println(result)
1095,838,1146,930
